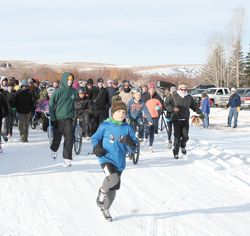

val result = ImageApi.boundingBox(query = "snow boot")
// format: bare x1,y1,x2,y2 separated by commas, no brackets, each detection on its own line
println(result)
181,147,187,155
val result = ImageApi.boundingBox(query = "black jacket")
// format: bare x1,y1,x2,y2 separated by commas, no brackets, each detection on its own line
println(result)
14,89,34,114
168,93,201,120
74,97,90,118
0,89,9,119
90,86,109,110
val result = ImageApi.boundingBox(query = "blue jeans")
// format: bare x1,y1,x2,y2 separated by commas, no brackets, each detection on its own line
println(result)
202,113,209,128
228,107,238,127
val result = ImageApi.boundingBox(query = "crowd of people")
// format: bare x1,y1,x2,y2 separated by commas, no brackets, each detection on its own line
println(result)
0,72,242,221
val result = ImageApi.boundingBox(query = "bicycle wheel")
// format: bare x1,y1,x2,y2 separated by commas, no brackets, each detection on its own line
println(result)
74,126,82,155
31,116,37,129
132,141,140,165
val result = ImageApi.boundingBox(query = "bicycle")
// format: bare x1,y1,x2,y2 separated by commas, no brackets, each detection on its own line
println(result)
74,118,83,155
127,119,141,165
127,140,140,165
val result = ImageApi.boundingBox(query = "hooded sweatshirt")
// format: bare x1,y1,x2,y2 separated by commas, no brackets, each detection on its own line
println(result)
49,72,77,121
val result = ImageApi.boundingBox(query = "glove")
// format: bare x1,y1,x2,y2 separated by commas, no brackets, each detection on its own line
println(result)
155,105,161,111
93,143,105,157
120,135,136,147
237,107,241,112
199,113,205,120
51,120,59,129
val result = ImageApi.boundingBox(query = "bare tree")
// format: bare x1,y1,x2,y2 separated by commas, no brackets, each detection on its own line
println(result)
227,7,245,87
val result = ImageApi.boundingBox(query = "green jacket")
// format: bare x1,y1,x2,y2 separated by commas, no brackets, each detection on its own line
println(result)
49,72,77,121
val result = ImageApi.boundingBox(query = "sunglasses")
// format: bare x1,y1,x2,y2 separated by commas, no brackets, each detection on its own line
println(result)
180,88,187,91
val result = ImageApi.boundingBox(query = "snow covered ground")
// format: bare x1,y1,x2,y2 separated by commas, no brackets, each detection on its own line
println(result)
0,108,250,236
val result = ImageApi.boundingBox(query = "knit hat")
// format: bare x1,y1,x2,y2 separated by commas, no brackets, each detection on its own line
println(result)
87,78,93,85
20,80,29,87
111,95,127,115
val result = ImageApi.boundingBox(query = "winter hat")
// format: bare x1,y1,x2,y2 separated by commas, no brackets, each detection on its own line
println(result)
111,95,127,115
97,78,104,83
149,82,155,89
231,88,236,92
72,80,79,89
20,80,29,87
87,78,93,85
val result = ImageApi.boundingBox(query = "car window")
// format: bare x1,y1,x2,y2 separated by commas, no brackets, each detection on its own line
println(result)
243,89,250,96
205,88,216,94
224,89,229,94
216,89,223,95
236,89,245,96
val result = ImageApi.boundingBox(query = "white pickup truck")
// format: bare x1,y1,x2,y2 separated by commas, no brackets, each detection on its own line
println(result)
203,87,230,107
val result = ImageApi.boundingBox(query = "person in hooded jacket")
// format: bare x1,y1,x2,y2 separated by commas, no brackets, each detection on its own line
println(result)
49,72,77,166
92,95,137,221
167,82,203,159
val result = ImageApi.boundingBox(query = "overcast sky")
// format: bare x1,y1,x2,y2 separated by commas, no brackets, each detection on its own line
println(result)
0,0,249,66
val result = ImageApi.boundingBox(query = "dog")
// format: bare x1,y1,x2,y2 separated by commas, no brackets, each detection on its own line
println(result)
191,115,202,126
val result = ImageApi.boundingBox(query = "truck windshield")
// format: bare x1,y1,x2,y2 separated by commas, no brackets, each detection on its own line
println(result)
205,88,216,94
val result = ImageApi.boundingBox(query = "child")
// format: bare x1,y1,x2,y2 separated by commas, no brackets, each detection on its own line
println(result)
73,87,90,138
144,88,162,152
200,92,210,129
127,87,153,141
91,95,137,221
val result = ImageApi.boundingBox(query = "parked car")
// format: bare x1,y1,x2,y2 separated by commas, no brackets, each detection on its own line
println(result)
195,87,230,107
237,88,250,108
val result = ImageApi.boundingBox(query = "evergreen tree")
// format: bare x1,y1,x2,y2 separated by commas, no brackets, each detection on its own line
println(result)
244,45,250,86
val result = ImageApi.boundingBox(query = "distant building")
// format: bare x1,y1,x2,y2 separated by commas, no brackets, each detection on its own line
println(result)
0,62,12,68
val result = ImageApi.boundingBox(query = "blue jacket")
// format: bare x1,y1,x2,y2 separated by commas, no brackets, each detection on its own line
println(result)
227,94,241,108
91,119,137,172
200,97,210,114
127,98,153,124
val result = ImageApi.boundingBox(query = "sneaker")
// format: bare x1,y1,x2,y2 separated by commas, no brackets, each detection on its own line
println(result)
149,146,153,153
233,126,237,128
101,208,112,222
181,147,187,155
96,188,106,208
174,154,179,159
167,141,172,149
63,159,72,167
51,152,57,160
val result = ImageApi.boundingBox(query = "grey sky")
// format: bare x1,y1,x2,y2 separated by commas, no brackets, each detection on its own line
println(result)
0,0,249,66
